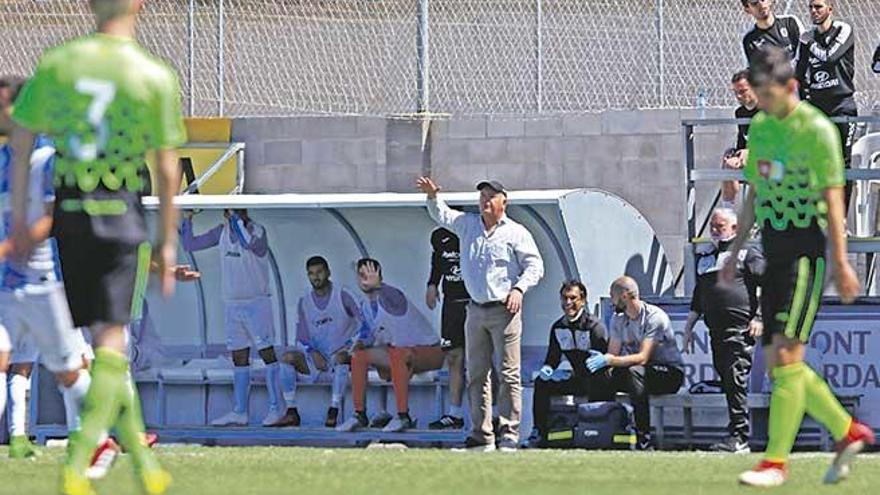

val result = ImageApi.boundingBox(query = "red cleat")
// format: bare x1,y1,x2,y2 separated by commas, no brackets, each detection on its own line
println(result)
144,432,159,448
824,420,876,484
86,437,120,480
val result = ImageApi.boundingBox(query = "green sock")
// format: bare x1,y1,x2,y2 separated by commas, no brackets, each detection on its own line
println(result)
803,365,852,441
115,373,160,473
66,348,128,473
765,362,807,463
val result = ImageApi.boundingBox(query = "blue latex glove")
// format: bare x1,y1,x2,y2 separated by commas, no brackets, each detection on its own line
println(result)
537,365,553,381
586,350,609,373
550,368,572,382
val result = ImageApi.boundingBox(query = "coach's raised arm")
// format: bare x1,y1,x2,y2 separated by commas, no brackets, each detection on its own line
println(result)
417,176,544,451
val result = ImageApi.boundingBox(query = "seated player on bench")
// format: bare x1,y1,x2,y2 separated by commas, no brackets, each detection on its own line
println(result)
336,258,444,433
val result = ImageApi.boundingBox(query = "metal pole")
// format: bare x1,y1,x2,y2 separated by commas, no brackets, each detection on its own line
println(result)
417,0,429,113
655,0,665,107
217,0,225,116
187,0,195,116
535,0,543,114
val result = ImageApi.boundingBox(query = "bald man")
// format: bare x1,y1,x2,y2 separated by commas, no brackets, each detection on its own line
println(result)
586,276,685,450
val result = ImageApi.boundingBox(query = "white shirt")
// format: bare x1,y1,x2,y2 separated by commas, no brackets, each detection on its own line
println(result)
426,196,544,304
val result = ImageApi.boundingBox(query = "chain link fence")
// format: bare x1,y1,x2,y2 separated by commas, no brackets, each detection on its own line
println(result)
1,0,879,117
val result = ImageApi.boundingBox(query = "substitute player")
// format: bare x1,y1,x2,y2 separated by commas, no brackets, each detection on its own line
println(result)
8,1,185,493
796,0,857,210
742,0,805,64
722,47,874,487
337,259,444,433
426,227,470,430
280,256,361,428
182,209,286,427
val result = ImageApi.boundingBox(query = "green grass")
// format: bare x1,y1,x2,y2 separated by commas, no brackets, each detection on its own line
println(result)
0,446,878,495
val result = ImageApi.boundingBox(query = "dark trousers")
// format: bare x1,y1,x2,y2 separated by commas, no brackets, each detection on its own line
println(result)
532,374,612,434
710,327,754,441
829,103,857,211
608,364,684,434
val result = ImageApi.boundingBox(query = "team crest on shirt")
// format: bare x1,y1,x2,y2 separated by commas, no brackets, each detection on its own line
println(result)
781,27,789,38
758,159,785,181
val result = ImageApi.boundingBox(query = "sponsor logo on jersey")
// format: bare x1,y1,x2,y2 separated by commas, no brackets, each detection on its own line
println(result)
815,71,830,83
758,159,785,181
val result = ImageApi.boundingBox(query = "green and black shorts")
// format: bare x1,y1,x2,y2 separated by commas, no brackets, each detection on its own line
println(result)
761,250,826,347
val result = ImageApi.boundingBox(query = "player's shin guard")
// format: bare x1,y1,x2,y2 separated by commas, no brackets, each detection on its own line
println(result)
765,362,807,463
232,367,250,414
60,370,91,433
803,365,852,441
66,348,127,473
331,364,349,408
9,373,30,437
280,363,297,408
265,362,282,411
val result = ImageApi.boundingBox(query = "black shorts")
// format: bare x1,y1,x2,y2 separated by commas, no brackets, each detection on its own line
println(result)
56,236,152,328
761,252,827,347
441,298,469,350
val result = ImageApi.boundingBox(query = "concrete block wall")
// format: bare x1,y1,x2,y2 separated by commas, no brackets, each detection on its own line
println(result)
233,109,738,281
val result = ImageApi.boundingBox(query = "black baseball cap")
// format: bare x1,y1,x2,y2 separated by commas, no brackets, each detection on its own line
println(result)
476,180,507,197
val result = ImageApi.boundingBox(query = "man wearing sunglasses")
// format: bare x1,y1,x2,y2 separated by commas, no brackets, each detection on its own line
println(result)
742,0,805,67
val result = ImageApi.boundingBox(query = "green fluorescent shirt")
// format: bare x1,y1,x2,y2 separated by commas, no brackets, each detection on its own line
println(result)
743,102,844,234
12,33,186,242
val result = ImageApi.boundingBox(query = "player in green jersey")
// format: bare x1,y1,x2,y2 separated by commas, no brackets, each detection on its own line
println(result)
721,46,874,488
8,1,185,494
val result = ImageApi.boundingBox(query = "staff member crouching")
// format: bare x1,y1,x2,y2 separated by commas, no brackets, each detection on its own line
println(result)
525,280,611,447
337,258,445,433
683,208,765,453
587,276,685,450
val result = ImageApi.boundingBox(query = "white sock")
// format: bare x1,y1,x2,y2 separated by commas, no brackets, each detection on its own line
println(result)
448,404,463,418
60,369,91,433
8,373,29,437
265,362,281,411
331,364,349,408
280,363,297,408
232,366,250,414
0,373,6,430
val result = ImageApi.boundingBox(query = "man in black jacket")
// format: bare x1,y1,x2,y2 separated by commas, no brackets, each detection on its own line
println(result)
797,0,857,209
683,208,765,453
525,280,611,446
741,0,804,64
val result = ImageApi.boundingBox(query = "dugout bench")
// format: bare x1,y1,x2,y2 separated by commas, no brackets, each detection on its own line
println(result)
651,393,862,451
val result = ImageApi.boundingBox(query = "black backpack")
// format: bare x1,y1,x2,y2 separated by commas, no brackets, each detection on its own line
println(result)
573,401,636,450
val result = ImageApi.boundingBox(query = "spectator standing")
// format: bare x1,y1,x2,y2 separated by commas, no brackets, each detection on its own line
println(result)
721,70,761,208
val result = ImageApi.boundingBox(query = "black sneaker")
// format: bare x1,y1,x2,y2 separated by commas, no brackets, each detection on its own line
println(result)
454,437,496,452
325,407,340,428
637,432,655,451
429,415,465,430
521,429,543,449
270,407,301,427
710,436,750,454
370,411,393,429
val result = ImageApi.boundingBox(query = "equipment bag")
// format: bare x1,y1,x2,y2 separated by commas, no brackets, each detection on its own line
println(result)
573,401,637,450
543,396,582,448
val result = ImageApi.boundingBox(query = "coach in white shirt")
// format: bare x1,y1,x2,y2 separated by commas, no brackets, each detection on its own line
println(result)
418,177,544,451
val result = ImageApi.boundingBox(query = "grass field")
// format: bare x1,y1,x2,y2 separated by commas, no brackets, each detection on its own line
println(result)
0,446,878,495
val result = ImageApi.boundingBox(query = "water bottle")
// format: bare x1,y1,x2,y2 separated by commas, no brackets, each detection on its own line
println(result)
697,88,708,119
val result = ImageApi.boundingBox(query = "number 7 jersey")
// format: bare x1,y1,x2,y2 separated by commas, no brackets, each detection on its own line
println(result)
12,32,186,244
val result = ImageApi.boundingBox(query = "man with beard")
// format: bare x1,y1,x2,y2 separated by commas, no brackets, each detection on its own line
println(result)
280,256,361,427
796,0,857,210
683,208,765,453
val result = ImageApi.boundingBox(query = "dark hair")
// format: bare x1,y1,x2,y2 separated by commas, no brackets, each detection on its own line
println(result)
356,257,382,276
306,256,328,271
559,280,588,300
731,69,750,84
748,46,795,87
0,75,26,103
